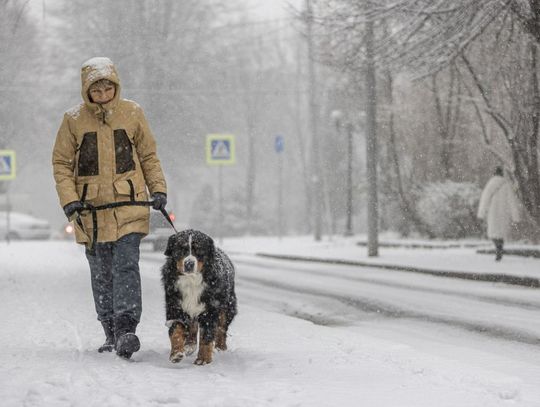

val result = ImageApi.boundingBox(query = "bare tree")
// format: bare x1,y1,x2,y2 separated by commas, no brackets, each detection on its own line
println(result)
430,63,464,180
372,0,540,226
0,0,39,163
314,0,540,232
379,69,436,237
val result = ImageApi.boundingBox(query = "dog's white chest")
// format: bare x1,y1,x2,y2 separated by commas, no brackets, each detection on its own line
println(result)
176,273,207,318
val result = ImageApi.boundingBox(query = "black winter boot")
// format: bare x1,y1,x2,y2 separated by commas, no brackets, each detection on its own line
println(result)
493,239,504,261
98,319,115,353
115,314,140,359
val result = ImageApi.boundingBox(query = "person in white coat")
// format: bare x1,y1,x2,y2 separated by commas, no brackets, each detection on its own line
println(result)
477,167,521,261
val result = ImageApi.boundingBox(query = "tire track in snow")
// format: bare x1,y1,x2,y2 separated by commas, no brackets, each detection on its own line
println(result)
237,272,540,347
234,257,540,311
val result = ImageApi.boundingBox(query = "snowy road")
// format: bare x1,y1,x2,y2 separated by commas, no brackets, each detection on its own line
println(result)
1,241,540,406
231,255,540,345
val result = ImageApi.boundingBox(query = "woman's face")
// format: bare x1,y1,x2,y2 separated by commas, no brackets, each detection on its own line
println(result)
89,83,116,104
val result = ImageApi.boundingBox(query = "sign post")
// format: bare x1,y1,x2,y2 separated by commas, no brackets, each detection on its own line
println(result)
206,135,236,244
0,150,16,244
274,135,284,240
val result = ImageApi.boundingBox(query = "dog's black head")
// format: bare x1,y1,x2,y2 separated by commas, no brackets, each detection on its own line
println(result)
164,229,215,275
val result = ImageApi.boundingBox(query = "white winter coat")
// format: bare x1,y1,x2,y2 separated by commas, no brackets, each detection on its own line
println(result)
477,175,521,239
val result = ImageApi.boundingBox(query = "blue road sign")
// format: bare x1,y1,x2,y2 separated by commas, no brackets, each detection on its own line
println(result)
0,150,16,180
206,134,236,165
275,135,284,153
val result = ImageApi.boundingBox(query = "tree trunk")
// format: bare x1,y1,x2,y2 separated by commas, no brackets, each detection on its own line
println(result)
431,64,464,181
518,41,540,222
294,34,312,234
384,71,435,238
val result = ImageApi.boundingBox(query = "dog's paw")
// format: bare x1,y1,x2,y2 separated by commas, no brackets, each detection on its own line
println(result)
215,342,227,351
194,356,211,365
169,351,184,363
215,335,227,351
194,342,213,365
185,343,197,356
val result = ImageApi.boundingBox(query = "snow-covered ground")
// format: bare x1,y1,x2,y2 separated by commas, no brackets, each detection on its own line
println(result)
1,237,540,406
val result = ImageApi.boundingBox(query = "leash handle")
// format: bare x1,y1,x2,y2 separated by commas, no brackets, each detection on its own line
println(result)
77,200,177,254
160,207,178,233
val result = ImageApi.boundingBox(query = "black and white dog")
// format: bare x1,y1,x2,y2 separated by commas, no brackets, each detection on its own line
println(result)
161,229,237,365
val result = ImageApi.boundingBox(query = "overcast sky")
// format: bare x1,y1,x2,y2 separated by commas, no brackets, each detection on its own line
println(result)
29,0,303,21
243,0,302,19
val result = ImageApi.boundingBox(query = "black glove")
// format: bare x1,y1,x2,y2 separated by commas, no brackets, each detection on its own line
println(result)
63,201,84,218
151,192,167,211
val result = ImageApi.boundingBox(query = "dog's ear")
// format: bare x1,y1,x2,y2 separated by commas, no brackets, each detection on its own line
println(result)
206,234,216,260
164,234,177,257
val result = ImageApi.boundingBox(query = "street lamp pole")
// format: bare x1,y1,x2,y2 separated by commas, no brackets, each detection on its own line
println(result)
305,0,322,241
331,110,354,237
345,122,354,236
365,19,379,257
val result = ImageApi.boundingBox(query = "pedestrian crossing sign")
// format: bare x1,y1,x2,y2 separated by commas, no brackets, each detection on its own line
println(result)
0,150,16,180
206,134,236,165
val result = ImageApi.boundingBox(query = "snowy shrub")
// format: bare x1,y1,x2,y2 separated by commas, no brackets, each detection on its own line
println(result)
416,181,483,239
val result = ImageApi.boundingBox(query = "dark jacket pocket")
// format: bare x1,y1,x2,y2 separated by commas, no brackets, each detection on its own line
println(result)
114,129,136,174
78,132,99,176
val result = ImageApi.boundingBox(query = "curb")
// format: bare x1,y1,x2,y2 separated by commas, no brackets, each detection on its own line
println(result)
255,253,540,288
357,242,491,249
476,248,540,258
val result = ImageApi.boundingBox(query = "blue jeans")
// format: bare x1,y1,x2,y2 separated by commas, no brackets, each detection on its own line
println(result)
85,233,143,323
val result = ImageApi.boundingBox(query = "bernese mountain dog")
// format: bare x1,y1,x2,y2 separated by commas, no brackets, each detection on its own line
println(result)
161,229,237,365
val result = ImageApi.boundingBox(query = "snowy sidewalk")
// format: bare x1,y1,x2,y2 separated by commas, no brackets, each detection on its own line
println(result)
2,239,540,406
222,235,540,288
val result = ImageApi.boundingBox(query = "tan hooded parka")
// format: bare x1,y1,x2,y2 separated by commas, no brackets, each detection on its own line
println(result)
52,57,167,245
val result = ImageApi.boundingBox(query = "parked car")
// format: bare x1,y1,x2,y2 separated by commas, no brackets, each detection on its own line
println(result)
145,210,177,252
0,211,52,240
